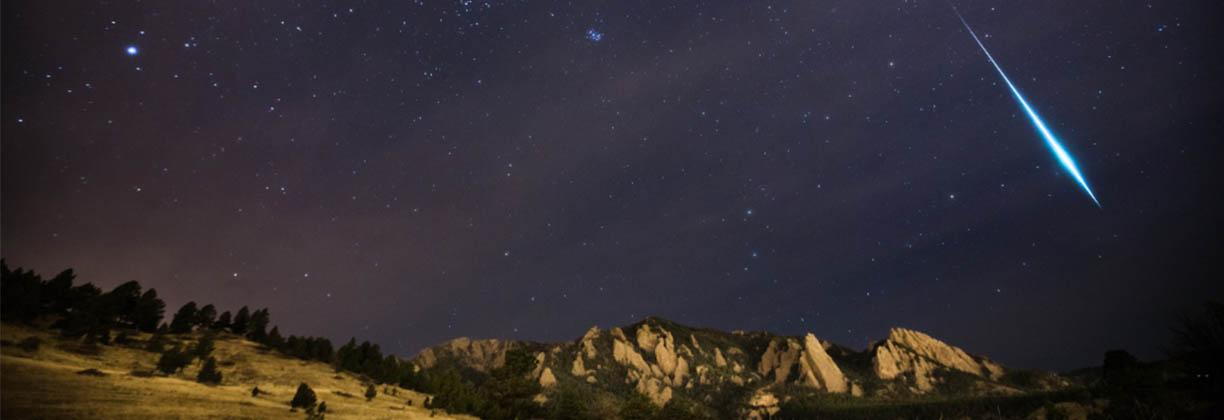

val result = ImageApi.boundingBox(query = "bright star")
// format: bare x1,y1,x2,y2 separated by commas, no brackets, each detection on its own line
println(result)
125,45,139,56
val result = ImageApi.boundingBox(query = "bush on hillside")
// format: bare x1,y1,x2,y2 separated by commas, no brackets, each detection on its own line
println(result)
156,346,192,375
291,383,318,410
77,368,106,377
197,356,223,384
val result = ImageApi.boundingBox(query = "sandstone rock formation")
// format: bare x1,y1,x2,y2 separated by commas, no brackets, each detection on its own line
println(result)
601,323,703,405
412,317,1039,412
635,377,673,406
579,326,600,359
798,333,849,393
756,334,848,393
571,352,589,376
714,347,728,367
745,390,781,420
538,367,557,388
872,328,1005,393
415,337,510,372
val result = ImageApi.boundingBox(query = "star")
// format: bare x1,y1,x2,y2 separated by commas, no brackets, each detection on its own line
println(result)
125,45,139,56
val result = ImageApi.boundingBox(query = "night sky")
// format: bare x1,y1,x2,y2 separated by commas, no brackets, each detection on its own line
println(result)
3,0,1222,371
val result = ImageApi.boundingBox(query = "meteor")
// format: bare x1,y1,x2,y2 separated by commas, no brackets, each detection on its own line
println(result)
953,8,1101,207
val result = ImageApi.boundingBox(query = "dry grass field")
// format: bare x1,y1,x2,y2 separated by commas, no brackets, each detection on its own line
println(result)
0,323,474,419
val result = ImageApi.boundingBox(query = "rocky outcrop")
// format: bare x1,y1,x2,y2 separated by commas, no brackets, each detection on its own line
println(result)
579,326,600,359
612,328,651,374
756,334,848,393
571,352,589,376
538,367,557,387
412,318,1039,412
635,377,673,406
798,334,849,393
606,323,695,406
745,390,780,420
872,328,1005,393
530,352,547,380
758,338,801,384
415,337,510,372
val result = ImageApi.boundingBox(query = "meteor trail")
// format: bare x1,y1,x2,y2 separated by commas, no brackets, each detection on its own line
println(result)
952,8,1101,207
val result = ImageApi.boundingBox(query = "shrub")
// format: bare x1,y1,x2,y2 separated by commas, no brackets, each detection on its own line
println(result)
156,346,192,374
197,356,223,384
291,383,318,410
77,368,106,376
317,401,328,413
18,336,41,352
365,383,378,401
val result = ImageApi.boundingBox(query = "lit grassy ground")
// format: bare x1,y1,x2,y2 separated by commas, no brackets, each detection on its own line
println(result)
1,323,474,419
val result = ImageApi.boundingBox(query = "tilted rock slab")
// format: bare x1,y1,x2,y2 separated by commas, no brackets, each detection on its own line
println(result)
873,328,1006,393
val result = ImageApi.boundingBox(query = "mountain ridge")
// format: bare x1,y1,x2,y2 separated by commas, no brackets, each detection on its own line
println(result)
409,315,1068,417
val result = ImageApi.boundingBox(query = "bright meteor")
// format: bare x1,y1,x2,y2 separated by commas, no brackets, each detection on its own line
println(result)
953,9,1101,207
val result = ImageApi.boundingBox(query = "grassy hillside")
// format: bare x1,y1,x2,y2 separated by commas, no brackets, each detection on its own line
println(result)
1,323,474,419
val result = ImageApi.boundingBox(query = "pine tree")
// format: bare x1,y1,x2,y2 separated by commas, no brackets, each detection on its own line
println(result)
246,308,270,341
193,331,217,360
169,301,199,333
336,338,358,371
42,268,76,313
231,306,251,334
365,383,378,401
133,289,165,332
1,263,43,322
213,311,232,331
105,281,143,326
291,383,318,410
197,356,223,384
266,326,285,349
195,304,217,330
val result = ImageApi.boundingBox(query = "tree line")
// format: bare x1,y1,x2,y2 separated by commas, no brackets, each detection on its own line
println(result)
1,260,415,387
